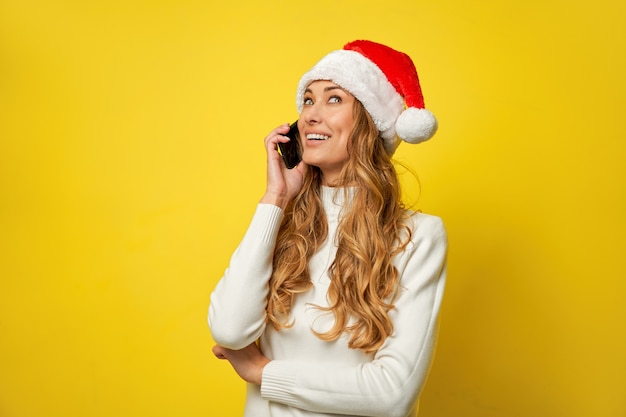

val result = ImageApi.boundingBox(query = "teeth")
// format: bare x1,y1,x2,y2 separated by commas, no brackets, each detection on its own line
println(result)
306,133,330,140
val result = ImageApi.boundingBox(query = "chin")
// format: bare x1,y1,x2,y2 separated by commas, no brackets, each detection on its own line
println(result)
301,153,319,167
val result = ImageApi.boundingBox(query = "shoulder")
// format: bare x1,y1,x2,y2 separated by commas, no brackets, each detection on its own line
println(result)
393,212,448,286
404,211,447,245
394,211,448,267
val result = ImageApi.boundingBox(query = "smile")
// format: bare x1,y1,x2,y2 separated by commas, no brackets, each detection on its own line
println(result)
306,133,330,141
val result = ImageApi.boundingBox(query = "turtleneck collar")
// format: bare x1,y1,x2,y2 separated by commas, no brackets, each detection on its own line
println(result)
320,186,355,220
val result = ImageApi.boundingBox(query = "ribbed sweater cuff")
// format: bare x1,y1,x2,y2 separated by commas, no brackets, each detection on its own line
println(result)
260,360,298,405
252,204,284,244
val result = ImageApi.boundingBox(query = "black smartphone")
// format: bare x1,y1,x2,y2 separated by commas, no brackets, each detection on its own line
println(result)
277,121,302,169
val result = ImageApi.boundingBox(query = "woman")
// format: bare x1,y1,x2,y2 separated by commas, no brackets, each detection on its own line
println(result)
209,40,447,417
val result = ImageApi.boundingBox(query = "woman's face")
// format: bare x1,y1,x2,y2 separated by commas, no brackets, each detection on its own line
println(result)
298,80,356,185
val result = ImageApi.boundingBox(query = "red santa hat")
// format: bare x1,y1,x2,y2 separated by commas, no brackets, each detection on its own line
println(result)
296,40,438,154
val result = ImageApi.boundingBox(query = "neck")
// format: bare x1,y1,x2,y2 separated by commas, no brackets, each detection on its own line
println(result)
321,172,357,188
321,173,340,187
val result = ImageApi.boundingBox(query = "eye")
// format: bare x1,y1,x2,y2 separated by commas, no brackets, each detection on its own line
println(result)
303,97,314,105
328,95,342,103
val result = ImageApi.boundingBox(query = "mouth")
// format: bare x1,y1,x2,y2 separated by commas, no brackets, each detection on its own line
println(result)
306,133,330,141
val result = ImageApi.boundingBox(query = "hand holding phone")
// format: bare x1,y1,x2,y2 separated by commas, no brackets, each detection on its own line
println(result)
277,122,302,169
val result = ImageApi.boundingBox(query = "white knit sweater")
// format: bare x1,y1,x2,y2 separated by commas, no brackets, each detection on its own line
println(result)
209,186,447,417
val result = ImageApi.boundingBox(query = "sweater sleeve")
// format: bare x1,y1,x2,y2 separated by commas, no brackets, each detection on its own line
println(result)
260,215,447,417
208,203,283,349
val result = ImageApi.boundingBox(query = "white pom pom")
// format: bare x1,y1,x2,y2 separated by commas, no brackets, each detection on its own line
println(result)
395,108,438,144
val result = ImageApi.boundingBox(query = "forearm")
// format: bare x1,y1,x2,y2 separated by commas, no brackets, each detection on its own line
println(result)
259,303,441,417
208,203,283,349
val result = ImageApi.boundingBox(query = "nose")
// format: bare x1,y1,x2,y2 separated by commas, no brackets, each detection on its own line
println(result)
302,103,320,125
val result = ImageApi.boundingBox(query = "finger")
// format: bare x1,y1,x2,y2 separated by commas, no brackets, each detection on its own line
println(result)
264,123,291,145
264,123,290,140
274,122,291,134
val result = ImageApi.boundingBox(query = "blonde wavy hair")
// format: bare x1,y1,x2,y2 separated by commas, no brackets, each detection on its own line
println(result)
267,99,413,353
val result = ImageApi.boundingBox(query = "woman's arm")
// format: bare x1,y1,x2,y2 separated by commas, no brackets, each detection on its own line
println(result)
209,123,306,349
260,215,448,417
208,203,283,349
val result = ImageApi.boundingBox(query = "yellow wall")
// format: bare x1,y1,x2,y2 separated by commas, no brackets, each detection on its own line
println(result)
1,1,624,416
